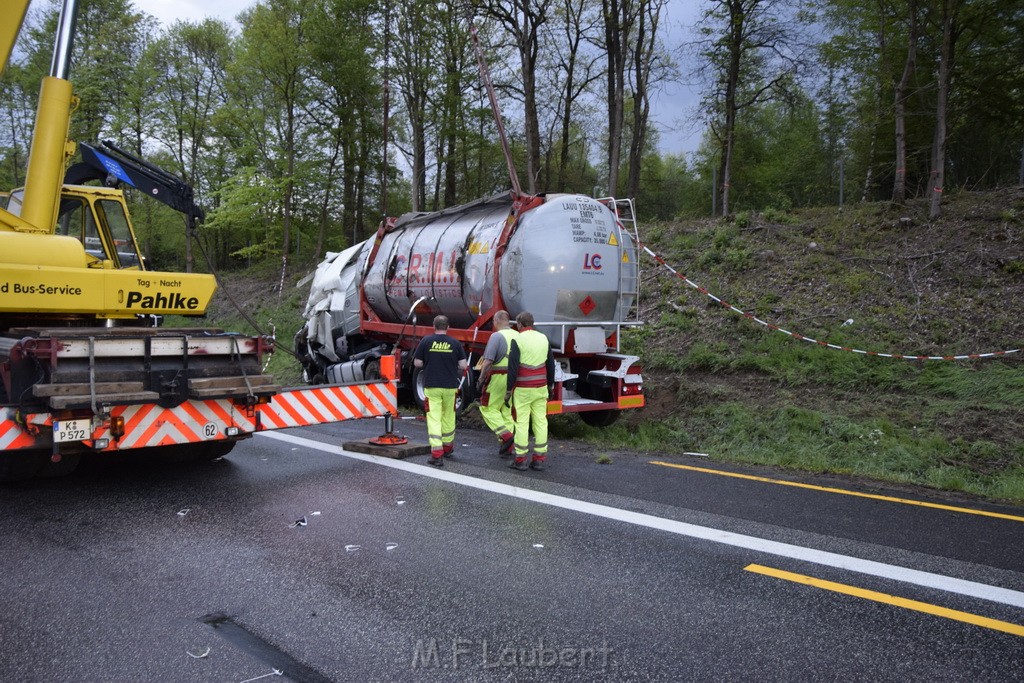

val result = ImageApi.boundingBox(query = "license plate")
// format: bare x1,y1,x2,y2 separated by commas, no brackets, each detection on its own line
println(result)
53,419,91,443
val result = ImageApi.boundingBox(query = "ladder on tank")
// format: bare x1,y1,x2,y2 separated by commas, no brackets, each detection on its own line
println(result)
603,197,641,324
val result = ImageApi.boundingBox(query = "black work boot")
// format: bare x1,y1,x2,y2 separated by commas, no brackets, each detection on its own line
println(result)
508,457,528,471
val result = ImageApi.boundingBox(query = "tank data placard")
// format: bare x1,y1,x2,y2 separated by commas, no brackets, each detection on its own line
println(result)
565,198,614,246
562,197,616,277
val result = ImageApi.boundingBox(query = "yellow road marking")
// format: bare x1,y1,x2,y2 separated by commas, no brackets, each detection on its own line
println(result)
650,461,1024,523
745,564,1024,638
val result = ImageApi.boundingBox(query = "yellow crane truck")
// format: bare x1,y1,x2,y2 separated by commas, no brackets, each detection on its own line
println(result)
0,0,398,480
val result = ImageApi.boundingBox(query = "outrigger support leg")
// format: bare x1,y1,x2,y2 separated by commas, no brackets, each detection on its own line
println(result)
369,412,409,446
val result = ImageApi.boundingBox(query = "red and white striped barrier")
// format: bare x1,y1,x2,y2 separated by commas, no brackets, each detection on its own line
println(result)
2,381,398,452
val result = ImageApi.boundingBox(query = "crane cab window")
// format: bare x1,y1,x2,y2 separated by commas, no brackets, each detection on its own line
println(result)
57,197,108,260
96,199,142,268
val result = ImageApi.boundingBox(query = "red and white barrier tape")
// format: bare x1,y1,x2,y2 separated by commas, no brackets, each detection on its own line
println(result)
640,243,1021,362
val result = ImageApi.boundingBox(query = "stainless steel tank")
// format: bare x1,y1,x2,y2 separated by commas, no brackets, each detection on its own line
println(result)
364,193,636,326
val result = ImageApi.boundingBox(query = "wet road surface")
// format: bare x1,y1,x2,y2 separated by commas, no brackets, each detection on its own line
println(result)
1,414,1022,681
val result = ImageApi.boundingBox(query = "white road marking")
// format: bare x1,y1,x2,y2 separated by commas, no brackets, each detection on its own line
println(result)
259,431,1024,609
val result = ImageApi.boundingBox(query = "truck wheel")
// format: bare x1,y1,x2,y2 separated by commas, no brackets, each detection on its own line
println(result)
410,367,475,413
38,451,81,478
411,367,427,411
457,368,476,413
195,441,236,461
579,409,620,427
0,450,43,482
152,442,231,463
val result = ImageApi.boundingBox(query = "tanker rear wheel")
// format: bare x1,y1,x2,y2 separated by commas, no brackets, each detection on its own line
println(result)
579,409,620,428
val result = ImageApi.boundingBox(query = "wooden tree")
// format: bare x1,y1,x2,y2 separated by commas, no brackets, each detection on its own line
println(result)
891,0,919,205
227,0,315,281
307,0,380,253
476,0,552,194
696,0,806,216
625,0,668,200
392,0,440,211
549,0,603,192
600,0,635,196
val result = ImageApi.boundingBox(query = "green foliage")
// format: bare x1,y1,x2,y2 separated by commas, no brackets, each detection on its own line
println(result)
552,415,693,452
676,402,1024,501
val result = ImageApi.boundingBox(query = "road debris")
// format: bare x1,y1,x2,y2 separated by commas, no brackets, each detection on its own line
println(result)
289,517,308,529
240,669,283,683
186,647,210,659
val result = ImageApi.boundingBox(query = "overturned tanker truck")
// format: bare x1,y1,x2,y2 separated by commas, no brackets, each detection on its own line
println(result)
296,191,645,427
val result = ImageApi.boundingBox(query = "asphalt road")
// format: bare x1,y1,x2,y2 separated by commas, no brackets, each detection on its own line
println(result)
1,414,1022,682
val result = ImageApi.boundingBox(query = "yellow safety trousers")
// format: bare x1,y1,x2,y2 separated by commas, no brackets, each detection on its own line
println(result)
424,387,456,457
479,372,513,440
512,385,548,458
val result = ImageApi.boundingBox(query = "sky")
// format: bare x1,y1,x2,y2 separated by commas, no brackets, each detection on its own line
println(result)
141,0,705,156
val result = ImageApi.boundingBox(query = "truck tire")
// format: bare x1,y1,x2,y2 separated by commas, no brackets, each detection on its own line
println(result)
579,409,620,427
154,441,235,463
195,440,237,461
411,367,475,413
0,450,43,482
38,450,81,478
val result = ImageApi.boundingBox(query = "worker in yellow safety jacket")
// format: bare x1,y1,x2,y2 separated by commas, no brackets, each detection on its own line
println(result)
504,310,555,471
476,310,519,457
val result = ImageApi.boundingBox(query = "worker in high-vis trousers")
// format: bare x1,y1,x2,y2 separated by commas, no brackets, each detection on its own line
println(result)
476,310,519,457
504,311,555,471
413,315,468,467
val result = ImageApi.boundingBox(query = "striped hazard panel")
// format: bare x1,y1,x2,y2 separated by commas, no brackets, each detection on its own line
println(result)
1,381,397,453
0,409,44,451
95,398,257,450
257,382,397,430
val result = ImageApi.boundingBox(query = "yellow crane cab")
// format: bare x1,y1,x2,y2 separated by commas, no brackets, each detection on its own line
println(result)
5,184,144,270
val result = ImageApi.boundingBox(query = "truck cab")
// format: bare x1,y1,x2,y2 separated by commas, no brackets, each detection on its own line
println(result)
6,185,144,269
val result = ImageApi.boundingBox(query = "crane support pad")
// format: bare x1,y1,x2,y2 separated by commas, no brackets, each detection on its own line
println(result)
343,439,429,458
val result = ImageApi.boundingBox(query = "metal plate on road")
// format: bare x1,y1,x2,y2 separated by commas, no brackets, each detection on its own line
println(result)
53,419,90,443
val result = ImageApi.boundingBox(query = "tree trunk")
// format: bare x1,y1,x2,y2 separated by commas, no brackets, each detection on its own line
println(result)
521,35,542,194
928,0,955,220
626,0,661,200
719,0,743,216
603,0,629,196
862,0,889,203
892,0,917,205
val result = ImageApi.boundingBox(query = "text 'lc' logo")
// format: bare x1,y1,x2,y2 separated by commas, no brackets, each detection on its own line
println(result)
584,253,603,270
